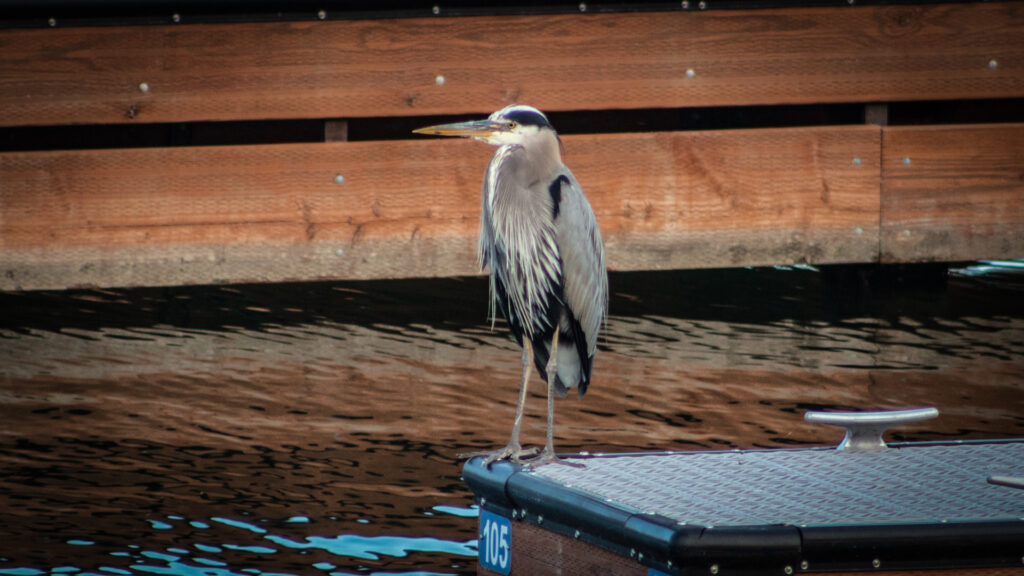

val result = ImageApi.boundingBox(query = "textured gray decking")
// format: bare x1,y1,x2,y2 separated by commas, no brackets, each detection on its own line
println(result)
535,441,1024,527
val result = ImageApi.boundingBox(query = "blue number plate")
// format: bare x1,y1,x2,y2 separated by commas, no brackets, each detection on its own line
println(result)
478,509,511,574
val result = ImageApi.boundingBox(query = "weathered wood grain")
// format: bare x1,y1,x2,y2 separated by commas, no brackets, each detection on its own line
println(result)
577,127,881,271
1,3,1021,127
0,126,881,290
0,139,489,289
881,123,1024,263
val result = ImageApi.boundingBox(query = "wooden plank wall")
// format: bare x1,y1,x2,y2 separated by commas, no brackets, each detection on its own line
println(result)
1,3,1023,290
1,3,1021,125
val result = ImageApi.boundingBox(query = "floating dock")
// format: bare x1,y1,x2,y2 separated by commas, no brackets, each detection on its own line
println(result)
463,410,1024,575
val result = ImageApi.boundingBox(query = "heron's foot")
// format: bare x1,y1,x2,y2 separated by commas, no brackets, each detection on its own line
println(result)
458,444,540,467
522,449,585,469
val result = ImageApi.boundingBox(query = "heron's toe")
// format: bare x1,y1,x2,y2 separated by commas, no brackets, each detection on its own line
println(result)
523,450,585,469
508,446,540,464
461,443,539,468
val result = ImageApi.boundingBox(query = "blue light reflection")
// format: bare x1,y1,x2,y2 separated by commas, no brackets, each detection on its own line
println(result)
1,515,476,576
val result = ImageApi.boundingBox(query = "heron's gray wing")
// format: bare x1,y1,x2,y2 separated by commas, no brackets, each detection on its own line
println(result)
553,170,608,357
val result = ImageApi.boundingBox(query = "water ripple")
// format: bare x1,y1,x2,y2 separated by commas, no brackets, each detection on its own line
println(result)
1,265,1021,574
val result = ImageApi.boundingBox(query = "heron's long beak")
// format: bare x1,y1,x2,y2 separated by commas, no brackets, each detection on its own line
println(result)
412,119,507,139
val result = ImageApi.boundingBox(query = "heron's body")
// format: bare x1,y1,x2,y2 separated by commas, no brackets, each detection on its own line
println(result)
415,105,608,467
481,137,604,397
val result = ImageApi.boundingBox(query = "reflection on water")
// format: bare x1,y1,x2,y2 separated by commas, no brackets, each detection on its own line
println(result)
1,264,1022,574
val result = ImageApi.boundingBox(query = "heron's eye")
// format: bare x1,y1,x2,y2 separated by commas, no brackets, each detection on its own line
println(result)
506,120,518,130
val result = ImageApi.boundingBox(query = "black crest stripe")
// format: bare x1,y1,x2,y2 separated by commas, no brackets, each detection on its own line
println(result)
504,108,552,129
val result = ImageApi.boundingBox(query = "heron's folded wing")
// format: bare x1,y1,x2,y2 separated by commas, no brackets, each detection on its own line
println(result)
553,170,608,357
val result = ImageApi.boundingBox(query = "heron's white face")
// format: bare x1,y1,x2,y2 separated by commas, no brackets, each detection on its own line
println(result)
476,112,548,147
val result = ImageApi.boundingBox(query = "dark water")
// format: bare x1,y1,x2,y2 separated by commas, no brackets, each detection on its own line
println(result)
1,263,1022,575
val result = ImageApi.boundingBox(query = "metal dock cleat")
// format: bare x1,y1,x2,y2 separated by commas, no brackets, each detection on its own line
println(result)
804,406,940,451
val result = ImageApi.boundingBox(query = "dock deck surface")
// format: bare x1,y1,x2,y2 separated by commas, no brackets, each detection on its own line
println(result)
465,439,1024,574
534,441,1024,527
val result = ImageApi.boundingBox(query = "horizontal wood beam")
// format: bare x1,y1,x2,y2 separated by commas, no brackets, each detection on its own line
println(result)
0,126,881,290
6,122,1022,292
1,3,1022,127
881,123,1024,264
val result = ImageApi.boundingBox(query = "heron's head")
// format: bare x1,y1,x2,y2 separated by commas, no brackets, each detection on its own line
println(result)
413,105,560,149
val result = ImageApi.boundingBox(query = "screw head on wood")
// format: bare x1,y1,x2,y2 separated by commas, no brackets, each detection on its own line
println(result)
138,82,150,93
989,59,998,70
334,174,345,184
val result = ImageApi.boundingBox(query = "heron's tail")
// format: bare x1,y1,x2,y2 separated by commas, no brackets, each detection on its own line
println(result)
532,330,591,399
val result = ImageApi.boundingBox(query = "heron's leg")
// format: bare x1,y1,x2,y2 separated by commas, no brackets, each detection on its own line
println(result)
525,330,583,469
542,330,559,454
458,339,538,466
496,339,538,461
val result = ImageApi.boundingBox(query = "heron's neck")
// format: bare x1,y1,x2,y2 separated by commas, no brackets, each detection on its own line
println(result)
519,131,564,181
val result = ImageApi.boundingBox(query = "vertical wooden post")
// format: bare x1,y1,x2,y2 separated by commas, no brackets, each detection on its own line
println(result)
865,103,889,127
324,120,349,142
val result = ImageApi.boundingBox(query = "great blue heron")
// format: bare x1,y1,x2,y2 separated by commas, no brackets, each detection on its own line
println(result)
414,105,608,467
